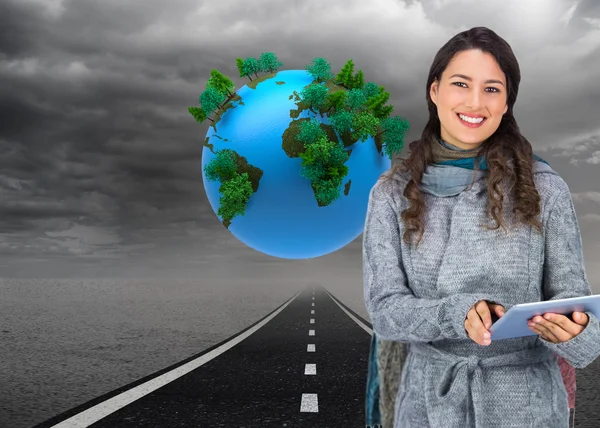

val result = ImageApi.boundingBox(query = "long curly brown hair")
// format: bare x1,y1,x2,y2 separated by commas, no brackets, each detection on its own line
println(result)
393,27,542,246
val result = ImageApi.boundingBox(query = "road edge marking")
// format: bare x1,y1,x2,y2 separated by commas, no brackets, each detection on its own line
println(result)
47,289,304,427
324,289,373,336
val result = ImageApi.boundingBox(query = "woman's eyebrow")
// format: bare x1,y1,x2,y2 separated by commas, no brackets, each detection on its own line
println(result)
449,73,505,86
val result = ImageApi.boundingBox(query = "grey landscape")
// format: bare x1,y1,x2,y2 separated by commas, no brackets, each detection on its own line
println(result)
2,242,599,427
1,0,600,427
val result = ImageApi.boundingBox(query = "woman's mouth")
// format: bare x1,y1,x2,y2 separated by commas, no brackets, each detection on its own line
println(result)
456,113,486,128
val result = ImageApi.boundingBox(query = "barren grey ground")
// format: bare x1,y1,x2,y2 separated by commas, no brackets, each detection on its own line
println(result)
1,277,598,428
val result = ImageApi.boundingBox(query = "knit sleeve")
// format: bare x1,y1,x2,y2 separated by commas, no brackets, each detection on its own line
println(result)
537,187,600,369
363,182,494,342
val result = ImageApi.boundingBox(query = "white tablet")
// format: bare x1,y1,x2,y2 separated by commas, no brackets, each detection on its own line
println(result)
489,294,600,340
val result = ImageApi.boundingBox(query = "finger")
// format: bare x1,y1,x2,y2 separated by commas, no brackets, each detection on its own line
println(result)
476,301,493,330
490,304,505,318
572,311,589,327
528,321,559,343
540,315,579,342
464,318,475,340
464,315,480,344
533,316,570,343
494,305,504,318
464,318,485,345
542,313,584,337
467,308,490,344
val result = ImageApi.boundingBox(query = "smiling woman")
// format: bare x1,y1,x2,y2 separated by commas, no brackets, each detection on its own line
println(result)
363,26,599,428
430,50,508,150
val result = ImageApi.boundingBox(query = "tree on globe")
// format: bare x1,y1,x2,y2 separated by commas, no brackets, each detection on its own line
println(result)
188,52,410,259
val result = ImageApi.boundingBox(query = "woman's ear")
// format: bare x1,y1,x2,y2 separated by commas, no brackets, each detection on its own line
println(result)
430,80,439,105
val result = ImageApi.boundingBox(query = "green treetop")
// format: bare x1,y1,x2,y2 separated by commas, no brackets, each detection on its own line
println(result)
203,149,255,226
325,90,346,112
236,57,253,81
312,178,344,206
335,59,355,87
306,57,334,82
242,57,261,79
259,52,283,73
296,118,327,145
334,59,366,89
298,135,349,206
188,106,208,123
188,67,237,124
203,148,238,182
376,115,410,158
362,82,380,99
351,69,365,89
207,69,235,98
299,83,329,113
351,111,380,142
188,87,226,124
345,88,368,112
367,86,394,119
329,110,353,135
200,87,226,114
217,171,254,224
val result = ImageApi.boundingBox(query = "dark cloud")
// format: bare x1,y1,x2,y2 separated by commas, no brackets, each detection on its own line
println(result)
0,0,599,279
0,2,46,57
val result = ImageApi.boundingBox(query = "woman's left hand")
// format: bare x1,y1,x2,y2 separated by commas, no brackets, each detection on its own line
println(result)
528,311,589,343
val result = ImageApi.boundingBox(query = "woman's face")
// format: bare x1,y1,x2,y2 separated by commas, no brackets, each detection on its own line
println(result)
430,49,508,150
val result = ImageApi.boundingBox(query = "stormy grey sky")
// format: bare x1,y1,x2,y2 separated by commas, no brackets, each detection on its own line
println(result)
1,0,600,286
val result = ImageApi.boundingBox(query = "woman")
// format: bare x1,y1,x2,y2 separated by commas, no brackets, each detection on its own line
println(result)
363,26,600,428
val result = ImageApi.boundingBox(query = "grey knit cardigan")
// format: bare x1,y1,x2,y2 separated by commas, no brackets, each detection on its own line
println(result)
363,165,600,427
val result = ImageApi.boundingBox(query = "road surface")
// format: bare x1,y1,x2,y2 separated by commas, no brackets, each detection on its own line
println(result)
33,285,373,427
32,285,600,427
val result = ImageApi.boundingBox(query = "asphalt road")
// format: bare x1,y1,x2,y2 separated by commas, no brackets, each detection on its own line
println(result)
33,285,373,428
32,285,599,428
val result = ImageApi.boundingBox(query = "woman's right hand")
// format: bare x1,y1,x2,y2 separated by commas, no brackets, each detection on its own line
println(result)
464,300,505,346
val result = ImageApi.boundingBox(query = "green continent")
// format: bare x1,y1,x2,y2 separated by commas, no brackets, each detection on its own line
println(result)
282,116,350,207
246,71,278,90
283,77,363,206
203,148,263,228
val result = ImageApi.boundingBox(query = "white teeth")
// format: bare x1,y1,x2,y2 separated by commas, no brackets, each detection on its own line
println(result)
459,114,484,123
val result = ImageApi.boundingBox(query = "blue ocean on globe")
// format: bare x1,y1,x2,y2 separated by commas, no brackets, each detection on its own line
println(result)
202,69,391,259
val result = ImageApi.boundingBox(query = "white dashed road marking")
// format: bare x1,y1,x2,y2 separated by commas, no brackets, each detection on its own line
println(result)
300,393,318,412
304,364,316,375
302,292,319,413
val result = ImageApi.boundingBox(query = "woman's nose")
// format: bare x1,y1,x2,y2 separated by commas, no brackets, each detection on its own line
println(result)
465,88,482,110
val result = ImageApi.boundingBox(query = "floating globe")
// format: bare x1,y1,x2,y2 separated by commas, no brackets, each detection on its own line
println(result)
201,69,393,259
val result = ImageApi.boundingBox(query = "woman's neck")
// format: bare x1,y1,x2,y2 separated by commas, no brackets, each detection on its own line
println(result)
430,137,480,164
439,138,473,152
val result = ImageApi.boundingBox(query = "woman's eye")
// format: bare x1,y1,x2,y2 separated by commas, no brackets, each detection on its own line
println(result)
452,82,500,93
